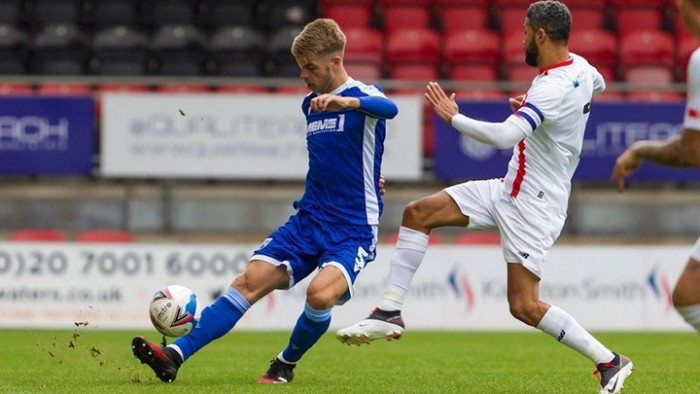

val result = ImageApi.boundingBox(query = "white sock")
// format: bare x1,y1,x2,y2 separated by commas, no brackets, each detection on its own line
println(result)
537,305,614,364
379,226,429,312
676,304,700,332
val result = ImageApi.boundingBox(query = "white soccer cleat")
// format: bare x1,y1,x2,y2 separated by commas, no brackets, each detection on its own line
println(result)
336,308,405,346
595,353,634,394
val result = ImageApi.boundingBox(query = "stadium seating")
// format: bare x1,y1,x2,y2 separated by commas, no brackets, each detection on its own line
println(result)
144,0,197,28
321,4,373,29
677,35,700,80
37,82,91,95
10,228,68,242
151,24,207,76
156,83,209,93
623,66,674,84
92,0,140,29
443,29,500,66
440,5,490,32
569,7,607,30
388,63,439,81
345,62,382,81
91,26,149,75
382,4,432,32
31,0,82,29
76,229,134,243
209,25,266,77
496,6,529,34
261,0,314,30
568,29,618,70
267,26,304,77
31,23,89,75
0,24,30,74
614,8,664,32
206,0,256,28
385,28,441,65
343,27,383,66
0,0,22,25
501,31,526,65
449,64,499,82
619,30,675,70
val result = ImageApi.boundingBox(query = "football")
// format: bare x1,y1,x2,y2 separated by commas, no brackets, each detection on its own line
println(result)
149,285,198,337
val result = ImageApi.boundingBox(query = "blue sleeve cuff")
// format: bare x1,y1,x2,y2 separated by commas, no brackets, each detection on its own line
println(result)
358,96,398,119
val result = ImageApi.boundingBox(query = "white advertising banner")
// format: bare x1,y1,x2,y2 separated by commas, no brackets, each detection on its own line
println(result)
101,94,422,180
0,243,692,331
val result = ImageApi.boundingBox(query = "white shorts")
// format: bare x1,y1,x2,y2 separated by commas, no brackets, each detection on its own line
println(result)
690,237,700,261
445,178,567,278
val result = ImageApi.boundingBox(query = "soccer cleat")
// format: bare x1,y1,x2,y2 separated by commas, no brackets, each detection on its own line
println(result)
131,336,180,383
594,353,634,394
258,357,295,384
336,308,405,345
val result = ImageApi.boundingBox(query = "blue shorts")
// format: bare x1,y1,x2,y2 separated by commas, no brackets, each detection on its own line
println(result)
250,210,378,305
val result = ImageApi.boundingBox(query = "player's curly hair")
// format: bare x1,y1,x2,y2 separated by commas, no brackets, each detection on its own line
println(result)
526,0,571,44
291,18,346,60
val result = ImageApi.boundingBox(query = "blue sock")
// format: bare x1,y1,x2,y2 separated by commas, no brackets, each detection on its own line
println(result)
281,303,332,363
170,287,250,361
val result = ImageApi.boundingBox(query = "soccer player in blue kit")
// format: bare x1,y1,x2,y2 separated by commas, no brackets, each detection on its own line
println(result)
131,18,398,384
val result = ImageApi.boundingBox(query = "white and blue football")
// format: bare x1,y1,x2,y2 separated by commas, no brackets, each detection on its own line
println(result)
149,285,198,337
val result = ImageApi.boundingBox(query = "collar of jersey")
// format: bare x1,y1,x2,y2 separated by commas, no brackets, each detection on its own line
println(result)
328,77,354,95
539,57,573,75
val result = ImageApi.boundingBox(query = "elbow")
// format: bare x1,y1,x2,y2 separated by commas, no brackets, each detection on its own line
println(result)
385,103,399,119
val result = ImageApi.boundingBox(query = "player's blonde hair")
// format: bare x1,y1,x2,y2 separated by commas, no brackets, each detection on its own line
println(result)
291,18,346,61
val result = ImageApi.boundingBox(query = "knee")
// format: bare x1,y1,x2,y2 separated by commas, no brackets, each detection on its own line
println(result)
508,299,541,327
402,200,429,228
306,286,337,310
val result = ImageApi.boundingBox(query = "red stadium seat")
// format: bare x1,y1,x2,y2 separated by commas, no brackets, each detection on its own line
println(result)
96,83,151,93
0,83,33,94
619,31,674,69
569,7,607,30
505,64,537,83
440,6,490,32
345,62,382,81
344,28,383,65
595,90,625,101
454,89,507,100
609,0,666,7
77,230,134,243
37,83,92,95
319,0,373,6
322,4,373,29
454,232,500,245
497,6,528,34
675,9,694,38
423,121,434,157
382,5,432,32
443,29,500,66
436,0,491,5
157,83,210,93
377,0,432,6
217,85,269,94
492,0,531,5
563,0,607,7
385,28,441,65
11,229,68,242
388,64,439,81
627,91,684,102
596,66,617,83
502,31,526,65
568,29,618,69
623,66,674,84
614,8,663,32
677,34,700,68
449,64,499,81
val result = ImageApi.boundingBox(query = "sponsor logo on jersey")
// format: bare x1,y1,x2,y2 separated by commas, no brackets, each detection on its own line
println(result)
307,114,345,135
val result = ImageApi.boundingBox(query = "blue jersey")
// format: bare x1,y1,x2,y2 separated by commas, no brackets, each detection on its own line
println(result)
294,77,397,225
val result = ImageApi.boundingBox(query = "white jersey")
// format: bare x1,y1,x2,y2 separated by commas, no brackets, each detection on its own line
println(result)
503,53,605,213
684,48,700,131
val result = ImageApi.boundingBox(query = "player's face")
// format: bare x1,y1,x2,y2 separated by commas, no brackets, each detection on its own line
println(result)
296,54,334,94
523,22,539,67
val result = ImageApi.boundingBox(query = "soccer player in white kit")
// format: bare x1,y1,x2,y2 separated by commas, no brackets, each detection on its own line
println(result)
338,2,634,392
613,0,700,334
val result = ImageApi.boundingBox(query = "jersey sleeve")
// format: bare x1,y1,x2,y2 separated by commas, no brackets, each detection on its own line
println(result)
591,66,606,96
508,80,563,137
684,48,700,132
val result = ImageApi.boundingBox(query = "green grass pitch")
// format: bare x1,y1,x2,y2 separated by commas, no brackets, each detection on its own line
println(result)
1,329,698,393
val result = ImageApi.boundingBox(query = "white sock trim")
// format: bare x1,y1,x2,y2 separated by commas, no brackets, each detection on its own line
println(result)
537,305,614,364
676,304,700,332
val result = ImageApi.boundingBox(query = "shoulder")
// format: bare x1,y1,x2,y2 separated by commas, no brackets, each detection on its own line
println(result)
344,79,387,98
690,48,700,69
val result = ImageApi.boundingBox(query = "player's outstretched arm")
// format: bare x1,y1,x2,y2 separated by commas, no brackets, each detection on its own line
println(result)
612,129,700,192
310,94,398,119
425,81,527,149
